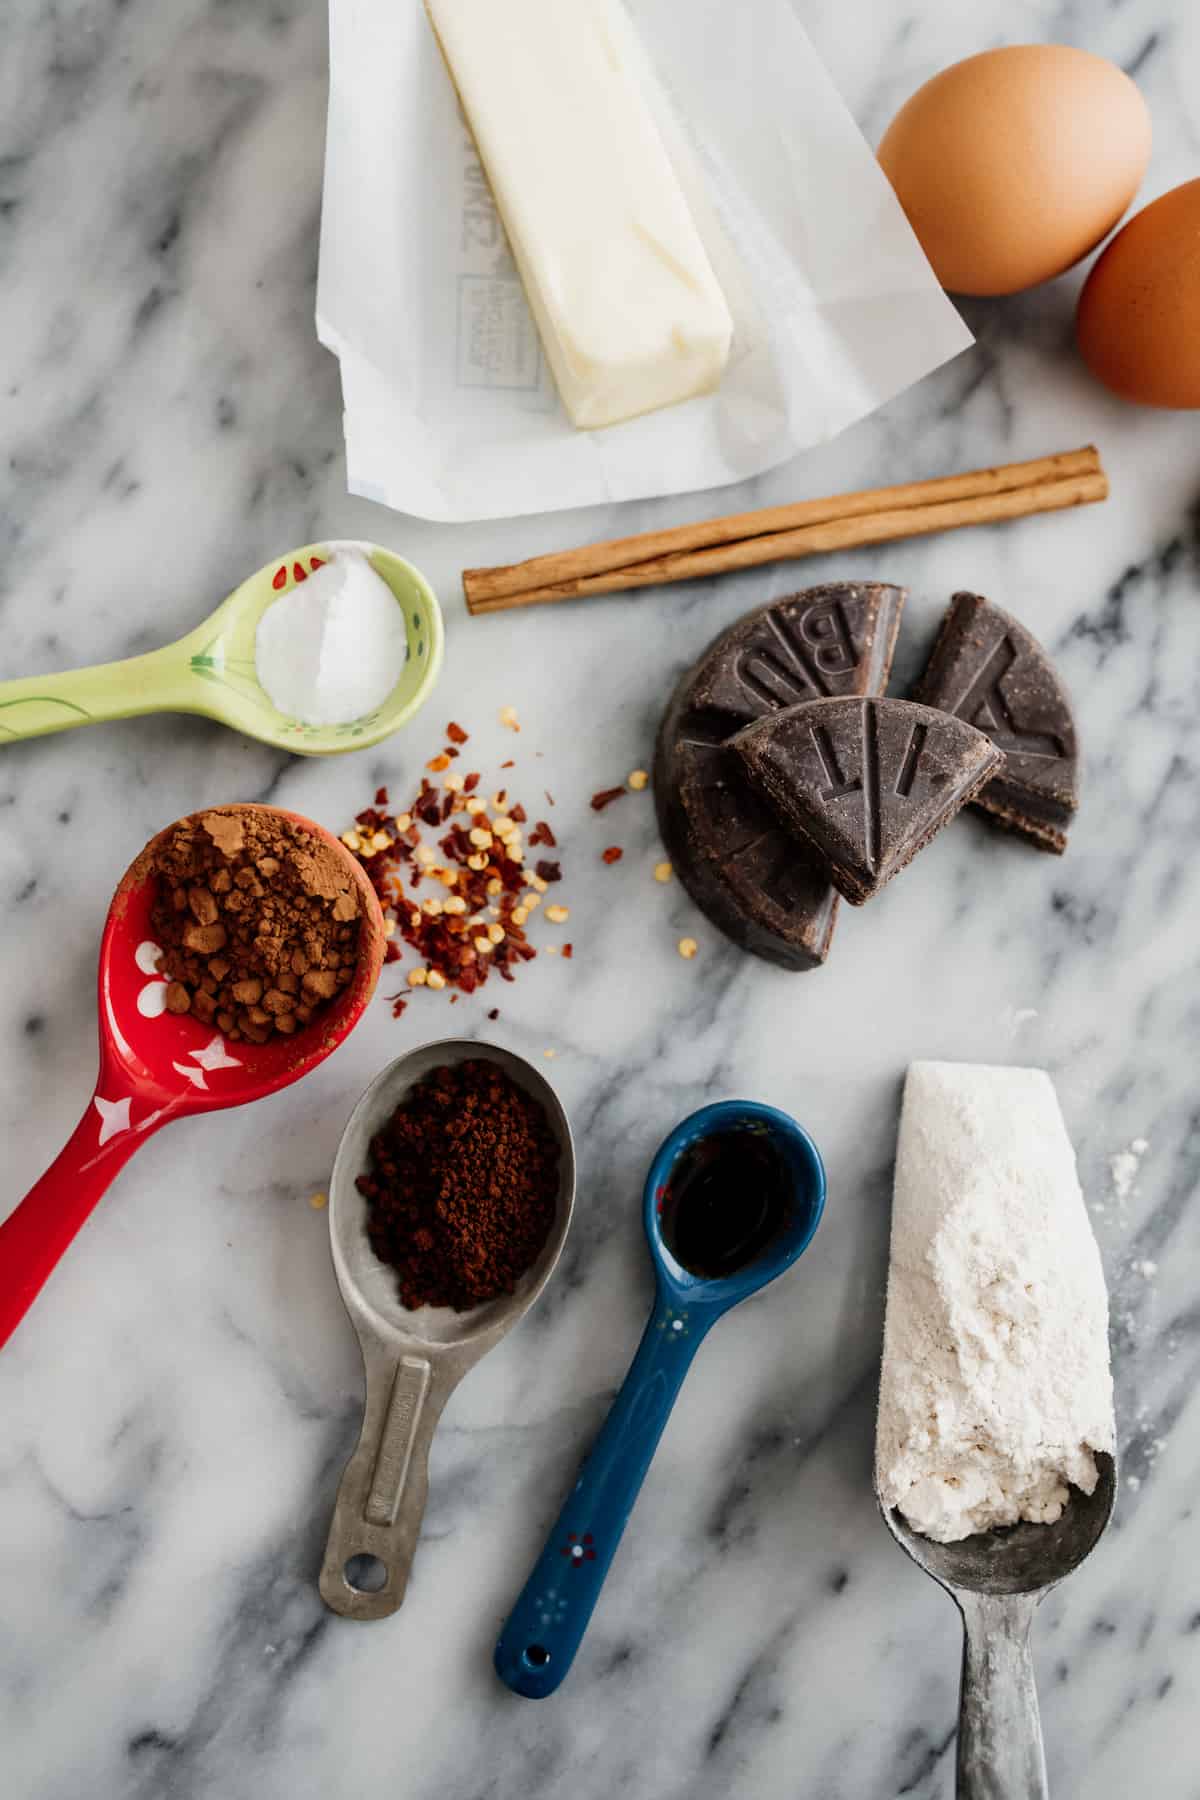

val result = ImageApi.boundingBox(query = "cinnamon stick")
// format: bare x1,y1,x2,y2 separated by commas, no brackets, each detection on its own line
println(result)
463,448,1107,615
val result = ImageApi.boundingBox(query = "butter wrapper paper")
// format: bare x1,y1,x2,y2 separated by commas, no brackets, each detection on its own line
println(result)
318,0,971,521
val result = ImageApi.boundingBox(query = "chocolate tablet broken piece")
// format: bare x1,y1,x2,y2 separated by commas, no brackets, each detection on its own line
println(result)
657,736,840,969
913,591,1079,853
685,580,905,729
654,582,906,967
734,698,1003,905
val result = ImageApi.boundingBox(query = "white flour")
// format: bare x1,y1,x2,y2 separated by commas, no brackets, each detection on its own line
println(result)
254,544,407,725
876,1062,1114,1543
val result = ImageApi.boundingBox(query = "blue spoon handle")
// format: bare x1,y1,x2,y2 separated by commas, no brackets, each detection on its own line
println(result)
495,1292,710,1697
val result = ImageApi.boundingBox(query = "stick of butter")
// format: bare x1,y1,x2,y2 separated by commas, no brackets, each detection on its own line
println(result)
426,0,734,430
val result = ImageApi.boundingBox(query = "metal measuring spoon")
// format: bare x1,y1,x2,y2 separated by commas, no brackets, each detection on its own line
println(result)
494,1099,826,1697
319,1039,575,1621
878,1454,1117,1797
0,540,442,755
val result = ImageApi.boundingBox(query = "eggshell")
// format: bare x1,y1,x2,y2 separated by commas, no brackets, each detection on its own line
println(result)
1076,179,1200,408
877,45,1151,297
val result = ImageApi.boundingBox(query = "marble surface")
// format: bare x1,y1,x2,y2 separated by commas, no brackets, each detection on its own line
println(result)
2,2,1199,1795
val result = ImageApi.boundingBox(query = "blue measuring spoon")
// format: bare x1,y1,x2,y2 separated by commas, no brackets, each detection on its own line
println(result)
494,1099,826,1698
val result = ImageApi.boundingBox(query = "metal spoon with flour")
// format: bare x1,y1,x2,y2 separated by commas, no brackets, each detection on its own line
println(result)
878,1457,1117,1799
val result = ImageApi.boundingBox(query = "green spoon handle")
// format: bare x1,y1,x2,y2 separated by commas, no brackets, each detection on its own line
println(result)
0,645,205,743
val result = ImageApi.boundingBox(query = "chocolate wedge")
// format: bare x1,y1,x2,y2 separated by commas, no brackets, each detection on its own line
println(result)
733,697,1003,905
913,591,1079,853
654,582,905,968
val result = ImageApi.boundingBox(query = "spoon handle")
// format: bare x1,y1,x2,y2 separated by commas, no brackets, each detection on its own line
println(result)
957,1592,1047,1799
319,1330,453,1620
0,1093,149,1347
494,1291,711,1697
0,646,200,743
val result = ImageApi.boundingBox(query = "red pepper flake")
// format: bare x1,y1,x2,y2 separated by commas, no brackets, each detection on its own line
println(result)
446,721,469,744
562,943,573,959
488,1008,500,1020
293,561,308,583
272,564,287,590
501,759,515,769
463,771,481,793
509,802,527,824
444,744,460,760
601,846,623,864
536,859,561,883
545,791,555,806
529,820,557,848
341,727,560,1011
591,787,624,812
390,995,408,1019
427,753,451,772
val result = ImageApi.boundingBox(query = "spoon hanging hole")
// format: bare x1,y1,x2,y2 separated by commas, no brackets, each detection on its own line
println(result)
523,1644,551,1669
343,1553,389,1593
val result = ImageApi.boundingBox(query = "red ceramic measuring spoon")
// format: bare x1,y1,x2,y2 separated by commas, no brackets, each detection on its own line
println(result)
0,805,386,1348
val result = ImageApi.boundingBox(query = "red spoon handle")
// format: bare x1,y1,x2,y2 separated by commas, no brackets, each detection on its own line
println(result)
0,1097,149,1348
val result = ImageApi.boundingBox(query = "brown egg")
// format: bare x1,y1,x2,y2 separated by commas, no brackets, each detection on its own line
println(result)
877,45,1151,297
1076,179,1200,408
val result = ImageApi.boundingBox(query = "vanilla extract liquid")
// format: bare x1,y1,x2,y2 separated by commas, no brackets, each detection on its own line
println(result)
660,1131,790,1278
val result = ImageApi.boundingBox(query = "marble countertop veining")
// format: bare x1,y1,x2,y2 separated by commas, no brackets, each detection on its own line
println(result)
2,2,1200,1796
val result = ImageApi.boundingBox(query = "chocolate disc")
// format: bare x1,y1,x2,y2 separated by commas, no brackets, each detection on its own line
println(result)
913,591,1079,853
733,697,1003,905
654,582,906,968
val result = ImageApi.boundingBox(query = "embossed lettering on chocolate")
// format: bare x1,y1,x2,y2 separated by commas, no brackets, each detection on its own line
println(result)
653,583,906,968
913,591,1079,853
733,696,1002,905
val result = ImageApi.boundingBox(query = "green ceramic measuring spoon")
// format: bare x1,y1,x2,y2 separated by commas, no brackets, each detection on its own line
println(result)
0,540,444,756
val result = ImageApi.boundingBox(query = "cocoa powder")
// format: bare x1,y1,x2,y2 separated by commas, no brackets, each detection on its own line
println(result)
148,808,362,1043
356,1060,559,1310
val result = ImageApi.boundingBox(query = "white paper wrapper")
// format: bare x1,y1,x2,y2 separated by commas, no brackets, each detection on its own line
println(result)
317,0,972,523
